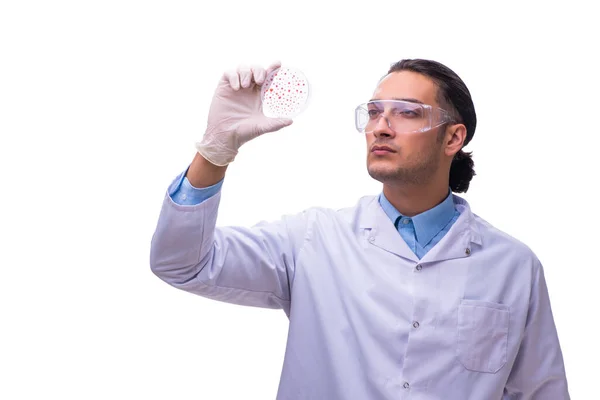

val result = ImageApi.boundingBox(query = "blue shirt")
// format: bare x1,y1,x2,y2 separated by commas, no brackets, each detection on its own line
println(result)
378,190,459,259
171,173,458,259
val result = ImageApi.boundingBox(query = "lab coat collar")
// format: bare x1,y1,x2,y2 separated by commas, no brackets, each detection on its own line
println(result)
358,194,483,263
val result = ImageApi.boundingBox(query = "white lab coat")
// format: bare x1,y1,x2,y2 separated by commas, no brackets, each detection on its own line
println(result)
150,180,569,399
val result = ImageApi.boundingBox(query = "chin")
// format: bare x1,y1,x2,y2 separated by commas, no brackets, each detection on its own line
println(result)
367,164,397,182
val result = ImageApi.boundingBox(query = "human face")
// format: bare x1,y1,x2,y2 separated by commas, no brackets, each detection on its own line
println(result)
366,71,447,186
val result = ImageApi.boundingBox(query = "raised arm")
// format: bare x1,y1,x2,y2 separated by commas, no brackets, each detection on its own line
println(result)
150,62,303,315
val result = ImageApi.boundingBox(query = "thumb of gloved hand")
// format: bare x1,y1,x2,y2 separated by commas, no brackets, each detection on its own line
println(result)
196,62,293,167
235,113,293,143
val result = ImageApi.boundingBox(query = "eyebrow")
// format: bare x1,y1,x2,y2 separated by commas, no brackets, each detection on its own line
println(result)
368,97,425,104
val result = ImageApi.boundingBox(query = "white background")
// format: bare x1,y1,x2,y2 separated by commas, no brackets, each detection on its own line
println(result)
1,0,598,398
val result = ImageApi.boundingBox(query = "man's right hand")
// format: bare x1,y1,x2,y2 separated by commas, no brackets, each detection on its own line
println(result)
195,61,294,167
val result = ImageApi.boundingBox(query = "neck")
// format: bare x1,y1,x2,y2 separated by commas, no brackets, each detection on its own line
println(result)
382,177,450,217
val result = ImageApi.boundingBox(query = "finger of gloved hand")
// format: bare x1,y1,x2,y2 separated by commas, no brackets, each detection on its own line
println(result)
251,65,266,85
224,70,240,91
238,65,253,88
265,61,282,76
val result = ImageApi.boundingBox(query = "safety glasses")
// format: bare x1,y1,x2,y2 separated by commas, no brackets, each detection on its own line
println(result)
355,100,455,134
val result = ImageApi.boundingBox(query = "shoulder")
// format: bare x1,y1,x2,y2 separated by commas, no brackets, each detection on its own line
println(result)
477,215,537,257
454,194,537,259
286,195,378,232
467,207,542,277
319,195,378,226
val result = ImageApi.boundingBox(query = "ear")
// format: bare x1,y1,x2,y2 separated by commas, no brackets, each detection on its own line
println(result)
444,123,467,157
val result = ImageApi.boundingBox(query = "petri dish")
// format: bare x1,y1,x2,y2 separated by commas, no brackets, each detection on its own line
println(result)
260,66,310,118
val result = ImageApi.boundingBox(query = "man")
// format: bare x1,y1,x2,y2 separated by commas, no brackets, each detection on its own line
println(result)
150,59,570,399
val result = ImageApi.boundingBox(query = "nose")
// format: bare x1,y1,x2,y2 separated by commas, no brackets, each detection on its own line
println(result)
371,115,395,138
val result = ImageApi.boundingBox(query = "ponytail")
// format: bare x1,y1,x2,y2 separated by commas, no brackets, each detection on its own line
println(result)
449,149,475,193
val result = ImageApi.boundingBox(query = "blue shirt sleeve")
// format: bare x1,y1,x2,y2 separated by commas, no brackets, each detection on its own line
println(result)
169,168,224,206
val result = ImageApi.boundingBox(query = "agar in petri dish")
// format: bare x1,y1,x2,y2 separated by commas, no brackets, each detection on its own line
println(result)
260,66,310,119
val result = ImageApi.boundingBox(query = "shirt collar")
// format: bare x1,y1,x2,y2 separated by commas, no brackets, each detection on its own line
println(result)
378,188,457,247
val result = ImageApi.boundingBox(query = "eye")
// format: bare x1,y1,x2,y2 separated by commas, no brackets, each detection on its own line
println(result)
367,109,382,119
392,107,422,118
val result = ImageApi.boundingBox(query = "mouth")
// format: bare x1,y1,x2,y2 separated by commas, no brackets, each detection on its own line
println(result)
371,145,397,155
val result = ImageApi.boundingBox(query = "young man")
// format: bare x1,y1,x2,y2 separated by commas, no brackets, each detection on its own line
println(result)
150,59,570,399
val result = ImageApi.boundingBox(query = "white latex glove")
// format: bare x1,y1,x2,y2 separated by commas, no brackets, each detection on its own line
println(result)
195,62,293,166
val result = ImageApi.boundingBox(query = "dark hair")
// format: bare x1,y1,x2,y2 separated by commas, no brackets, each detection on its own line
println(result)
387,59,477,193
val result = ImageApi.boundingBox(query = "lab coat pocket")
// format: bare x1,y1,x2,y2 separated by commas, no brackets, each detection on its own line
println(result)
457,299,509,374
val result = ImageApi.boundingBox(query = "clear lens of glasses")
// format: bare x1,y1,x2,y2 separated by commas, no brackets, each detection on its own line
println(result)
355,100,453,134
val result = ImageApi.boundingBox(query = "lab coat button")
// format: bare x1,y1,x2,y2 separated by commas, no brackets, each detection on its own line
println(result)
403,382,410,389
465,248,471,255
415,264,422,271
412,321,420,328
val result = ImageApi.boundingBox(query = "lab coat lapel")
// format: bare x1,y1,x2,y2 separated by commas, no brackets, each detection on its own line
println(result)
359,196,419,262
418,194,483,264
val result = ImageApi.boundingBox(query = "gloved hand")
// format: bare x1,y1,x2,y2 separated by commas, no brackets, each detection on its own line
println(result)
195,61,293,166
